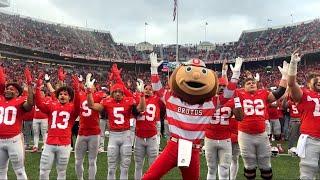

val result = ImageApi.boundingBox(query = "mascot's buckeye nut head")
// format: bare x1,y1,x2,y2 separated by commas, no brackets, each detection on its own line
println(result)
169,58,219,104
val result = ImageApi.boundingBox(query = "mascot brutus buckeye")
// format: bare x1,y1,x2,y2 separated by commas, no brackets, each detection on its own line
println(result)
142,53,240,180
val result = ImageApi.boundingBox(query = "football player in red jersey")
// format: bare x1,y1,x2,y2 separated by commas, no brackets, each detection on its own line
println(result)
0,67,34,180
204,59,244,180
75,76,106,180
283,95,301,150
134,84,163,180
87,74,146,180
36,73,80,180
237,61,288,180
287,50,320,179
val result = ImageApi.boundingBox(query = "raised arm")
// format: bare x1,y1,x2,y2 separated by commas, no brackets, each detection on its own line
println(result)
267,60,288,103
72,75,81,116
35,73,50,114
223,57,243,98
85,73,104,112
111,64,133,97
58,66,67,86
22,67,34,111
136,79,146,112
150,53,165,98
287,50,303,103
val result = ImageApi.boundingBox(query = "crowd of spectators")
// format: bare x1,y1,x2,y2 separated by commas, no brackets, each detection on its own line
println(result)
1,11,320,63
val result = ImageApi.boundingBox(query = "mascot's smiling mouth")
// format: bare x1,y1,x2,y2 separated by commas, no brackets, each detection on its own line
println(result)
184,81,206,89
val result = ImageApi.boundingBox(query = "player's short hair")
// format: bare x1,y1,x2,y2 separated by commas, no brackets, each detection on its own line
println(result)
306,72,320,83
5,82,23,96
55,86,74,101
243,78,256,86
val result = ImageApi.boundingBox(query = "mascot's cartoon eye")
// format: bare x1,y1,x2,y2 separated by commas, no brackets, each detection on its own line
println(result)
201,68,207,74
185,66,192,72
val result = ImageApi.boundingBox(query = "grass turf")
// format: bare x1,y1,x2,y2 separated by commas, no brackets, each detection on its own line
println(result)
7,138,305,179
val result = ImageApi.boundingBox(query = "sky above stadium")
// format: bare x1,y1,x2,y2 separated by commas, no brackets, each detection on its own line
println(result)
4,0,320,45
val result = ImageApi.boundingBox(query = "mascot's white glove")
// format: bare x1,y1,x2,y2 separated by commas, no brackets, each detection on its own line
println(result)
44,74,50,83
150,52,163,74
78,75,83,82
136,79,144,93
85,73,95,89
230,57,243,80
278,61,289,80
288,49,301,76
254,73,260,82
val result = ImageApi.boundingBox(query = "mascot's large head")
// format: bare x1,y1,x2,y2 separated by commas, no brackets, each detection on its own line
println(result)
169,58,219,104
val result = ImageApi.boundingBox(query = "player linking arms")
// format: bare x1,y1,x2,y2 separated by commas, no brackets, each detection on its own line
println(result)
36,73,80,180
0,67,34,180
287,50,320,180
86,73,146,180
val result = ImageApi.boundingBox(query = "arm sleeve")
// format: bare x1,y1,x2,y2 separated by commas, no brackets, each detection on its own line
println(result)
35,88,50,114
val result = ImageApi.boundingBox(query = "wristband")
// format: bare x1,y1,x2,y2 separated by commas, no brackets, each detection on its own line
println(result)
234,97,242,108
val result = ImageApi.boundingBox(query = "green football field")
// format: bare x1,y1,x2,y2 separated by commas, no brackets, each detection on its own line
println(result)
7,151,301,179
7,137,309,179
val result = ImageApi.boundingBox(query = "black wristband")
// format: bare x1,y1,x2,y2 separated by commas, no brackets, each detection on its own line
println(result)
272,86,286,99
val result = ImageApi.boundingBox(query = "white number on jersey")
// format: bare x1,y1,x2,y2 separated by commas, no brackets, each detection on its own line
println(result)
211,107,232,125
0,106,17,125
307,96,320,117
51,111,70,129
145,104,157,121
243,99,265,116
81,100,92,117
113,107,125,124
291,105,299,114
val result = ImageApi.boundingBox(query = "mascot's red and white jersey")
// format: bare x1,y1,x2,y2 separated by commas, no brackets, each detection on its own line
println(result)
152,75,216,144
135,94,162,138
297,88,320,138
237,89,269,134
0,95,27,138
205,98,234,140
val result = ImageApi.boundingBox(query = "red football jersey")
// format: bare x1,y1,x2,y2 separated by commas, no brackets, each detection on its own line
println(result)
78,91,104,136
288,100,301,118
229,116,238,143
34,96,51,119
35,88,80,145
237,89,269,134
268,102,279,120
0,95,28,138
135,95,161,138
205,98,234,140
297,88,320,138
101,96,136,131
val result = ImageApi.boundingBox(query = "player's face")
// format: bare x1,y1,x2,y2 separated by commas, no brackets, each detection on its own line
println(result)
218,85,226,95
310,76,320,92
4,85,19,99
58,90,70,104
112,89,124,101
244,80,257,93
144,85,153,97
